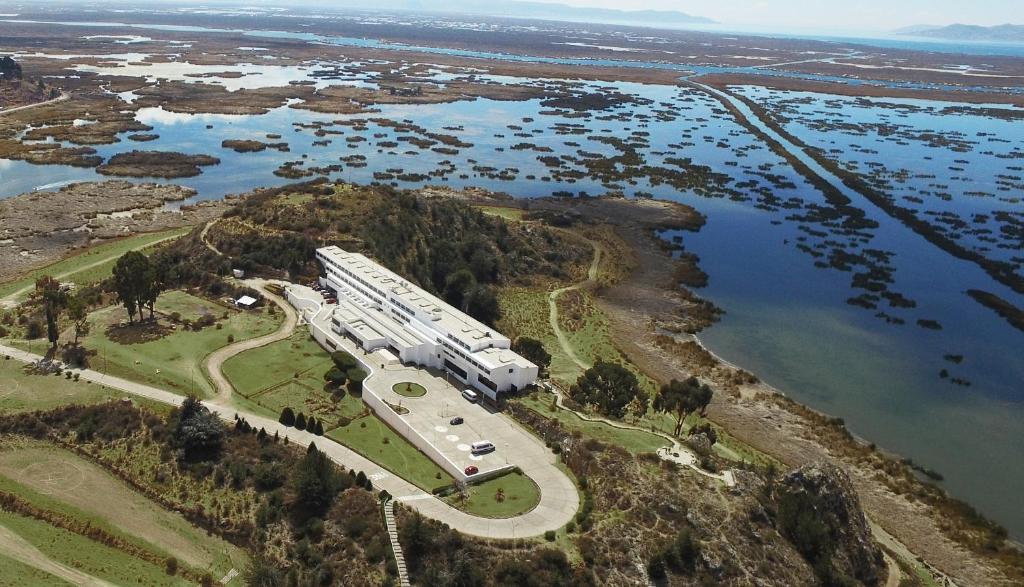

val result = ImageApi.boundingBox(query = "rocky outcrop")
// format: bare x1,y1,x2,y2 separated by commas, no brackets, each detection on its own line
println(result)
776,462,886,586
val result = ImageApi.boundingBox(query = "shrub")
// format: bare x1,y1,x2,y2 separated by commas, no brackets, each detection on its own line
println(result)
279,407,295,426
544,530,556,541
165,557,178,576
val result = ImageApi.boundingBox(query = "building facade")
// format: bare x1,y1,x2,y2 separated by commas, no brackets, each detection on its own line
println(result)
316,246,538,399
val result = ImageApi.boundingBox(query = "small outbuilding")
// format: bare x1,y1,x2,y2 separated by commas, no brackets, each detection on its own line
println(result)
234,295,258,309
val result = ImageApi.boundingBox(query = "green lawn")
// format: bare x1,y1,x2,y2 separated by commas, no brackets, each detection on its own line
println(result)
156,290,228,323
514,393,667,455
392,382,426,398
0,511,192,586
224,332,453,493
0,549,69,587
445,469,541,518
0,357,171,415
473,205,525,221
223,332,365,425
0,227,191,302
81,291,282,398
0,441,247,579
326,417,452,493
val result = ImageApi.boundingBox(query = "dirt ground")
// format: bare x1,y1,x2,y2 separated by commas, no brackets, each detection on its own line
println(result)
0,180,228,281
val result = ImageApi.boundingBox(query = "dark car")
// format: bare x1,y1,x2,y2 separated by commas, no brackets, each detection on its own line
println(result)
449,416,464,425
464,465,479,475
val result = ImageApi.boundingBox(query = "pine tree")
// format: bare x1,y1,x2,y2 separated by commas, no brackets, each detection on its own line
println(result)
295,413,307,431
314,420,325,436
279,407,295,427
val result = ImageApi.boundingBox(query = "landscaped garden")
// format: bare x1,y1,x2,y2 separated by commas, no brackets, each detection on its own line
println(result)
444,469,541,518
77,290,282,398
392,382,427,398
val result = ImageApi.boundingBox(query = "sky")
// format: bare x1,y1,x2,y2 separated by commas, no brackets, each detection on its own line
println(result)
534,0,1022,32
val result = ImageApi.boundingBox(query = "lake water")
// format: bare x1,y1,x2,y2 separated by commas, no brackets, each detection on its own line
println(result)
2,28,1023,538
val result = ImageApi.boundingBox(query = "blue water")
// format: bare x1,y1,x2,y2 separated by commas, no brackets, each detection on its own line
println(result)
3,20,1024,538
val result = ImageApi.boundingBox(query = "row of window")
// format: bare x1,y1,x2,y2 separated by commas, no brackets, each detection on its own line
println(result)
441,340,492,376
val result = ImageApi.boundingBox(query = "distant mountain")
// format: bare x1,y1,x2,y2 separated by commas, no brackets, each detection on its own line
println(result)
896,23,1024,43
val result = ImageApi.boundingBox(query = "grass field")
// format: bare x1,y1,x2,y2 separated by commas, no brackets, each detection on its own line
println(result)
0,358,172,415
514,393,668,454
473,205,525,221
80,291,281,398
223,332,366,425
445,469,541,518
0,440,246,582
0,512,191,586
392,382,427,398
224,332,453,492
0,228,191,303
326,417,451,493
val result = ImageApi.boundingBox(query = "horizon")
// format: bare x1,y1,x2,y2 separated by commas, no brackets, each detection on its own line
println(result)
524,0,1021,32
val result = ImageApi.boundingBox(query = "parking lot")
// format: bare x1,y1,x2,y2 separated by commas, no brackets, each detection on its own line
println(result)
290,283,547,482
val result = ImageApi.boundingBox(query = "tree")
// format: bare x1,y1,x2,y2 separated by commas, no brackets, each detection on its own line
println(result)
279,407,295,427
112,251,151,324
313,420,324,436
324,366,346,386
66,293,90,345
346,368,366,394
511,337,551,377
569,360,647,419
464,284,501,327
170,395,225,461
442,268,476,309
295,412,307,431
330,351,358,371
34,276,67,349
653,377,713,438
291,443,341,517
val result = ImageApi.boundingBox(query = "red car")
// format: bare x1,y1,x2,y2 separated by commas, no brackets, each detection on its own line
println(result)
464,465,479,475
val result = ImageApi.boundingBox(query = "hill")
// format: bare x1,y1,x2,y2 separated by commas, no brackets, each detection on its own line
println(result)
896,23,1024,43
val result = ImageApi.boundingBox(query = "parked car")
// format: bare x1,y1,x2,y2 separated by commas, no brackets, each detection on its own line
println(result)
470,441,495,455
449,416,464,425
464,465,479,475
461,389,479,403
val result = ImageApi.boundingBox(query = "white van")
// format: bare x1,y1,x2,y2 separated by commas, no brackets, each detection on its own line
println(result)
461,389,479,403
471,441,495,455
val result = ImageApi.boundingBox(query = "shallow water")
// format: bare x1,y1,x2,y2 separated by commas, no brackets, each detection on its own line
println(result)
2,33,1023,538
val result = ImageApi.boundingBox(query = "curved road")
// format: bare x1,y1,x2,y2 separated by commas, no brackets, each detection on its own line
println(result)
203,279,298,404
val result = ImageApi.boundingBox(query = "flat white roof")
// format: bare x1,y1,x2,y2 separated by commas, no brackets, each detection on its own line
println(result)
318,245,508,348
235,295,257,306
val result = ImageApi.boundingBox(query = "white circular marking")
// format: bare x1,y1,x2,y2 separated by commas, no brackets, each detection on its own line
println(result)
434,425,447,433
468,454,483,461
445,434,459,442
456,443,471,452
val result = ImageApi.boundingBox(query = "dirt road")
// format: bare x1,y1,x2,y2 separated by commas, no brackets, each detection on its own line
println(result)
0,523,117,586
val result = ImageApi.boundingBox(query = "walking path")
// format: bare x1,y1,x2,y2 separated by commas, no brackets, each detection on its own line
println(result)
544,236,734,486
0,523,116,587
547,237,602,371
0,232,185,309
0,92,67,117
203,278,298,404
382,498,411,587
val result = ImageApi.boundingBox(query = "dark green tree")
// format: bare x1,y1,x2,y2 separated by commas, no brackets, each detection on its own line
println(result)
511,336,551,377
346,368,367,394
66,293,90,345
291,443,341,517
653,377,713,438
295,412,307,431
279,407,295,427
34,276,67,349
464,285,501,327
170,395,224,461
111,251,156,323
570,360,647,419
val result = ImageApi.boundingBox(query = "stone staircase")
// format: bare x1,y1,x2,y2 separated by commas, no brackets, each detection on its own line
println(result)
383,498,411,587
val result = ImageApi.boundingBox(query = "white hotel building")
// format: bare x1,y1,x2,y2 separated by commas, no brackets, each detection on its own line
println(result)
316,246,538,399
